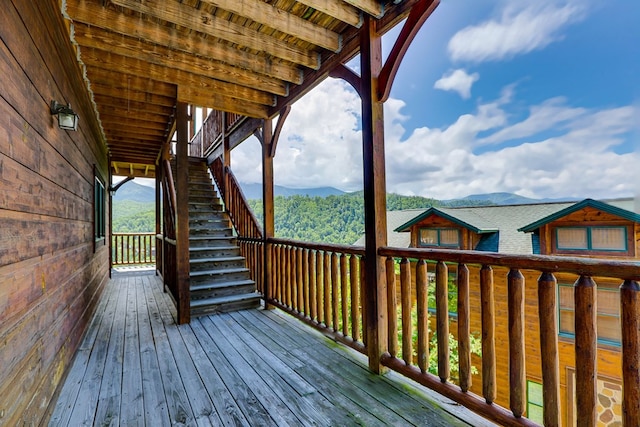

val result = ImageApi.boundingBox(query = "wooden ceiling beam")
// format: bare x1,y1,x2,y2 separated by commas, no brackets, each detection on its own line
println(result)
99,115,172,132
178,87,269,119
104,126,167,138
81,49,277,106
99,111,171,125
73,24,289,96
344,0,384,18
198,0,341,51
66,0,304,84
86,68,177,98
109,0,321,69
110,154,159,165
93,95,174,116
294,0,362,27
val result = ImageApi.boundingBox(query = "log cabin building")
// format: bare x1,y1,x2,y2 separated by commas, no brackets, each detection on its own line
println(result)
1,0,639,426
386,198,640,425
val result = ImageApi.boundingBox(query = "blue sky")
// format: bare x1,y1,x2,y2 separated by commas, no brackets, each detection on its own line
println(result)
231,0,639,201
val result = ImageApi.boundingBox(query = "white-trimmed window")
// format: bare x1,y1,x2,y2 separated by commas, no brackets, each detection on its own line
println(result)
419,228,460,248
556,226,627,252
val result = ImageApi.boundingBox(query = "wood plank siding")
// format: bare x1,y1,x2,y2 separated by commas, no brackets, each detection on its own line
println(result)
0,1,110,425
47,271,496,427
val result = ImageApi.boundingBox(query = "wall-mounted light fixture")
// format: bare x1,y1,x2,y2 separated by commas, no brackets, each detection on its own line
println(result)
50,100,79,131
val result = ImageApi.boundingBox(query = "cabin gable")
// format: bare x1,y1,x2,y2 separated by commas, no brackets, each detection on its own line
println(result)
408,214,483,250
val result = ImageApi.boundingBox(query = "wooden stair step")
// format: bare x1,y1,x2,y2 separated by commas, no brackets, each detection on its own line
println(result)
190,267,250,277
190,256,244,264
190,279,255,292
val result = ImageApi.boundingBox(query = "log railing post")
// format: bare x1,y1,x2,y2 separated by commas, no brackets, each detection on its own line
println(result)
480,265,496,404
507,268,526,418
457,263,471,392
620,280,640,426
538,272,561,427
416,259,428,373
386,257,398,358
436,261,449,382
574,275,597,427
400,258,412,365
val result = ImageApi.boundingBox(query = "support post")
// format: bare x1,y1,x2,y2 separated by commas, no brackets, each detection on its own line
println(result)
176,101,191,324
262,119,275,308
360,15,388,373
155,163,161,276
222,113,230,208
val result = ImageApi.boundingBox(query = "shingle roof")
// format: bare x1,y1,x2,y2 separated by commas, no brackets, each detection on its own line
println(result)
355,197,638,254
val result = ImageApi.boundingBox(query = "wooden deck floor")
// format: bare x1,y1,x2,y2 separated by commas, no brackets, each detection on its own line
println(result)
47,271,495,427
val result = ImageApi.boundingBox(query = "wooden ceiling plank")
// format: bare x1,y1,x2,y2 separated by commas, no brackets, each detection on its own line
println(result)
178,87,269,119
86,68,177,98
294,0,362,27
67,0,304,84
73,24,289,96
99,111,171,125
108,0,321,69
198,0,340,51
93,95,174,115
344,0,383,18
81,50,277,106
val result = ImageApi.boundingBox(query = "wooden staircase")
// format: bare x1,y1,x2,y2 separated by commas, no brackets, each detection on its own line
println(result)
184,157,261,316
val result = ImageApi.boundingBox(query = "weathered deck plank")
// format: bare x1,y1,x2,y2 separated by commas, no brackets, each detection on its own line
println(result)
48,271,493,427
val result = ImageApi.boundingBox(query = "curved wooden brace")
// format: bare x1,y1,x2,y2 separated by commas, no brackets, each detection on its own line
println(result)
329,64,362,98
270,105,291,158
377,0,439,102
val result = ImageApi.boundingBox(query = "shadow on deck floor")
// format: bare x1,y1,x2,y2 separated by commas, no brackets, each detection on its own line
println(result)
47,270,496,426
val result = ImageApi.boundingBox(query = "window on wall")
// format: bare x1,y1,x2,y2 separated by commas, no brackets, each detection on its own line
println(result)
94,174,106,243
558,284,621,346
419,228,460,248
527,381,544,424
555,226,627,252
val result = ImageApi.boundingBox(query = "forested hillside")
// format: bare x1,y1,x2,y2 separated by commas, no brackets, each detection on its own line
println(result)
247,193,443,245
112,200,155,232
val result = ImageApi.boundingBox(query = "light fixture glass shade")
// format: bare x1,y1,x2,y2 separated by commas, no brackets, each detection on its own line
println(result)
50,100,79,131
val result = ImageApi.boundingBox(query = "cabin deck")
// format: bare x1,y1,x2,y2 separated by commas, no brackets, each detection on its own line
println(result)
46,271,494,426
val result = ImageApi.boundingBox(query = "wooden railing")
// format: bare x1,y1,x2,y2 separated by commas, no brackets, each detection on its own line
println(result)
112,232,155,266
238,237,265,295
378,247,640,427
209,157,262,239
262,238,367,355
189,110,246,158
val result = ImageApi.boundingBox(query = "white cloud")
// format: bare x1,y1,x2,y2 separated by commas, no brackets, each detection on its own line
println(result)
433,69,480,99
448,0,587,62
232,79,638,201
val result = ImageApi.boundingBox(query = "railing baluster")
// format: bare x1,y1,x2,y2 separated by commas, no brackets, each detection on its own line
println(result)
538,272,561,427
303,249,310,317
575,275,597,427
436,261,449,382
287,246,293,308
508,268,525,418
386,256,398,358
309,250,317,322
324,251,331,328
317,250,324,326
278,245,285,304
620,280,640,426
416,259,428,373
360,256,367,347
457,263,471,392
331,252,339,332
296,247,303,313
350,255,360,343
340,253,349,337
400,258,412,365
480,264,496,404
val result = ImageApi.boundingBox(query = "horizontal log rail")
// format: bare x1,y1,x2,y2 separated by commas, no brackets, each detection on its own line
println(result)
264,237,367,355
379,245,640,427
112,232,155,266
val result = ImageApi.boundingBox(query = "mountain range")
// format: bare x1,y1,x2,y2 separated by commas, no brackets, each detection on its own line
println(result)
112,181,574,207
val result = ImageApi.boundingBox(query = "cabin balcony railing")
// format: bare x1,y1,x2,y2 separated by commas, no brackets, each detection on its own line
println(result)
112,232,156,266
238,234,640,426
378,246,640,427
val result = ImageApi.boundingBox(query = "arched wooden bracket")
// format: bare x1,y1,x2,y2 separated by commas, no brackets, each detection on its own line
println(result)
108,175,134,195
329,64,362,98
377,0,439,102
253,128,263,145
269,105,291,158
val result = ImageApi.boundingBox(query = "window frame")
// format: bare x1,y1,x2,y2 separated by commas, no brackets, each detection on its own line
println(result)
554,225,629,255
94,170,106,249
418,227,461,249
557,283,621,347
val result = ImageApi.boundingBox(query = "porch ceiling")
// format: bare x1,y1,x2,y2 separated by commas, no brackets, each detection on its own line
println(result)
62,0,421,176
